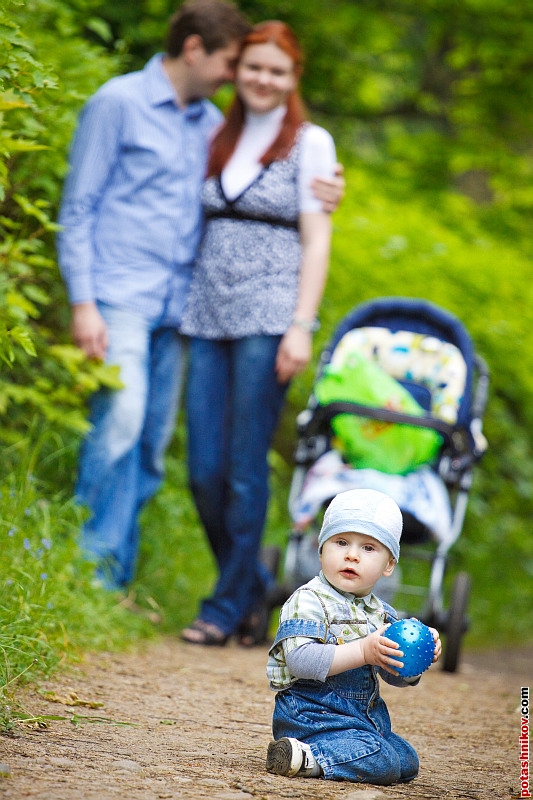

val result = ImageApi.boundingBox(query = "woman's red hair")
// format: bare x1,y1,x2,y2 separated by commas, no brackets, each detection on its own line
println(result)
206,21,307,178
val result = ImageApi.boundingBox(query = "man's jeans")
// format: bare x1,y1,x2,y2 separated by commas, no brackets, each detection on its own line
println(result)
76,304,185,588
186,336,288,635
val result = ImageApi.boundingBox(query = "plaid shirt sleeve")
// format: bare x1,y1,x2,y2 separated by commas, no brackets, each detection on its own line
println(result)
267,587,330,690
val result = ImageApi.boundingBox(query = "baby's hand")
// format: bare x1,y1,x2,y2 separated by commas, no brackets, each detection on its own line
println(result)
361,625,405,676
429,626,442,663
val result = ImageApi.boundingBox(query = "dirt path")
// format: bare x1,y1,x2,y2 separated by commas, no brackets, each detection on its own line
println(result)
0,639,530,800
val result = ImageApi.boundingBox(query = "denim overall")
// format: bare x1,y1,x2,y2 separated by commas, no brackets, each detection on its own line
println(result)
271,599,419,784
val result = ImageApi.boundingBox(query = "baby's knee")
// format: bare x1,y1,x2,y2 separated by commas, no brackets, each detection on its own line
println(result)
353,756,403,786
322,738,417,785
386,732,419,782
323,760,402,785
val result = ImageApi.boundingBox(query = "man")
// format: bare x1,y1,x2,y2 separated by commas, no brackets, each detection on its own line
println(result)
57,0,342,590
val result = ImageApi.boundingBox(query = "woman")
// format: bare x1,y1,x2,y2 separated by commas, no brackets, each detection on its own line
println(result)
180,20,336,645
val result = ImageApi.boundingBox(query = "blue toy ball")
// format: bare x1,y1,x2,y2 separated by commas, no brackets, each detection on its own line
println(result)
385,619,435,678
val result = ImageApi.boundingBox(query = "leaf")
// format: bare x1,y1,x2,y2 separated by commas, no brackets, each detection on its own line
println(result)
2,138,48,154
6,291,39,319
91,363,124,390
69,715,136,727
86,17,113,44
39,689,104,709
0,95,28,111
8,326,36,357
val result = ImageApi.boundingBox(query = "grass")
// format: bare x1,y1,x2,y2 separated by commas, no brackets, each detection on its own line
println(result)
2,157,533,730
0,430,154,731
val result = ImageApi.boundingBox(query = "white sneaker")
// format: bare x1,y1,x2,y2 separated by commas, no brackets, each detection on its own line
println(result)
266,738,321,778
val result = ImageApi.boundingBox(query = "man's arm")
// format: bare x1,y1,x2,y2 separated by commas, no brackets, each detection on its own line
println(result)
58,91,122,301
312,162,345,213
57,87,123,359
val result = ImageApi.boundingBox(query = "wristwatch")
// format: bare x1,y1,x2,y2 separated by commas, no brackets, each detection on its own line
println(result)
292,317,320,333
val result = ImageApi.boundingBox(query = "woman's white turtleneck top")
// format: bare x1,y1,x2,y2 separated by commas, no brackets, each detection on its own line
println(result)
219,105,336,212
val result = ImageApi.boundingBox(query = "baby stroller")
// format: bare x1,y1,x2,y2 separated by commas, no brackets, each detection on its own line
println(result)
266,297,489,673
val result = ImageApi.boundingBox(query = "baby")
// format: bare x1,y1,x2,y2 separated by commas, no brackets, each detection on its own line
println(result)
266,488,441,784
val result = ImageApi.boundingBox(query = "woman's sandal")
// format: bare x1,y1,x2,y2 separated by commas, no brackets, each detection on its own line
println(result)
181,619,228,647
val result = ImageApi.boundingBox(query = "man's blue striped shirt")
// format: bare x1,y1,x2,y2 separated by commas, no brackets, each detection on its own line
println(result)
57,54,222,325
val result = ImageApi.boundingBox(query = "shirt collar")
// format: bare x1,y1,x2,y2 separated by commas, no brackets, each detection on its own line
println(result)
318,570,381,611
144,54,206,120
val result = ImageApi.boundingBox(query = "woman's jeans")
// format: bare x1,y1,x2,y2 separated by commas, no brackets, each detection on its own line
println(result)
186,335,288,635
273,667,419,784
76,304,185,588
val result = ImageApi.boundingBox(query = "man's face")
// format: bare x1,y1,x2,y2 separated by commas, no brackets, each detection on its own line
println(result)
190,40,240,99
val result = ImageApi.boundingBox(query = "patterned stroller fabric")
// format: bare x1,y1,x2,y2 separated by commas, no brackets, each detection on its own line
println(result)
328,326,467,424
290,450,452,541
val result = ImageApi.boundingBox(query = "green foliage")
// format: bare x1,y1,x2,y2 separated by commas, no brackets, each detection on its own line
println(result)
0,2,123,442
59,0,533,240
0,0,140,730
86,0,533,198
0,429,154,731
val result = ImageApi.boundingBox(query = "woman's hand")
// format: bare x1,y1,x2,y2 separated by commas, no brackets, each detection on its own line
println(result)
275,325,313,384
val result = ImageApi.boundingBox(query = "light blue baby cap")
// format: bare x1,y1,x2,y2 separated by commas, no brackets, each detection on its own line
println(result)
318,488,402,561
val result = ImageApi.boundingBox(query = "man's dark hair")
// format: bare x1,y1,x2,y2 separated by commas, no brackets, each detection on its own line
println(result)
166,0,251,57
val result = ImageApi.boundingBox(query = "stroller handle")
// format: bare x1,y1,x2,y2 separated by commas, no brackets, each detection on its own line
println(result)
307,401,456,439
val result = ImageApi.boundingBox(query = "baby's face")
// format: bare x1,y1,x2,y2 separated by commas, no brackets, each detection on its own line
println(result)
320,531,395,596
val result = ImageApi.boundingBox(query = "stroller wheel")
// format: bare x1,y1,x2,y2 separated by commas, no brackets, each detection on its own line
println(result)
442,571,471,673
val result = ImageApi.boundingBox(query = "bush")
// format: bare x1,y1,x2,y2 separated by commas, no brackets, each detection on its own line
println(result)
0,3,124,444
0,2,144,730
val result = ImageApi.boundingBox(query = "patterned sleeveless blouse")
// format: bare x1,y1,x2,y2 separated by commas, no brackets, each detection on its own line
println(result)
180,134,303,340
